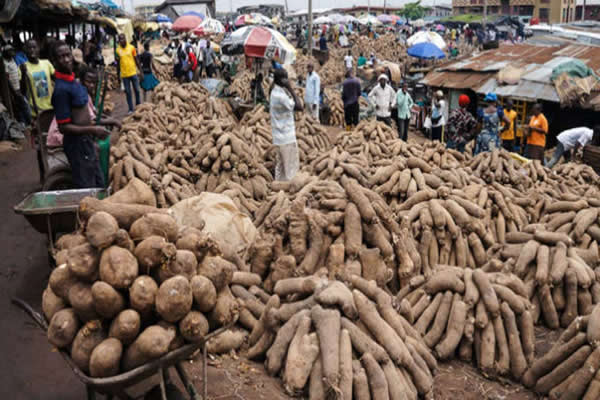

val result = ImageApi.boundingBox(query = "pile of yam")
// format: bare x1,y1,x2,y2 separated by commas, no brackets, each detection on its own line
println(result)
229,70,272,103
349,34,409,65
44,187,247,377
400,267,535,380
248,173,421,293
488,227,600,329
238,104,332,173
335,120,399,164
238,274,436,399
392,182,532,272
109,84,278,208
522,305,600,399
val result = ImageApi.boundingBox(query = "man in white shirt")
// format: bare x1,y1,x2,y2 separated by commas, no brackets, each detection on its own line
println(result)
344,50,353,71
368,74,395,126
304,63,321,122
270,69,304,181
546,126,598,168
430,90,446,141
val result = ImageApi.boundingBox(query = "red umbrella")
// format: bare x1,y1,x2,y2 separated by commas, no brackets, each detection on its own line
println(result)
172,15,203,32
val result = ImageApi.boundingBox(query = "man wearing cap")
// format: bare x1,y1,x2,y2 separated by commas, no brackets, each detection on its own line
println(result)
475,92,510,155
304,64,321,122
446,94,477,153
396,81,413,141
270,68,303,181
430,90,446,141
369,74,396,127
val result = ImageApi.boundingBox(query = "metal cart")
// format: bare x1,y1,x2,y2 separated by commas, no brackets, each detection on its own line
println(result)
13,298,225,400
13,188,108,260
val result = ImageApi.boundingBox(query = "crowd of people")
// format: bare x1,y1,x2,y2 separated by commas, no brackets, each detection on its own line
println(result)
1,16,596,189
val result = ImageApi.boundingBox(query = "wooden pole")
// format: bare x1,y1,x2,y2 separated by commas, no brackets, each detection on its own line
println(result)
308,0,313,54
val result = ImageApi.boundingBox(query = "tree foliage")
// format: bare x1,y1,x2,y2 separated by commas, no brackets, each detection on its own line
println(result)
399,1,430,20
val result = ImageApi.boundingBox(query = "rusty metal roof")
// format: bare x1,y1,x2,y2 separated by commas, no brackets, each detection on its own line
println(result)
440,43,600,74
421,42,600,105
421,70,494,89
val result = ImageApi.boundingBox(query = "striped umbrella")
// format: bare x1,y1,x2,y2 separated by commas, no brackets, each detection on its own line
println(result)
221,26,296,64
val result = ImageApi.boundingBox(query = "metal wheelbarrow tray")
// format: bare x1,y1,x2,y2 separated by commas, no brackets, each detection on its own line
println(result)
13,188,108,237
13,298,224,400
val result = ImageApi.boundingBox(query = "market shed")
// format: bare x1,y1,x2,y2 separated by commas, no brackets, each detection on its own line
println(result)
422,40,600,140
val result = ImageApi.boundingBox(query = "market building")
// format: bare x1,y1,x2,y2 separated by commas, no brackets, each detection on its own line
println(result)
452,0,576,23
422,40,600,146
236,4,285,17
134,0,163,19
576,0,600,19
154,0,214,20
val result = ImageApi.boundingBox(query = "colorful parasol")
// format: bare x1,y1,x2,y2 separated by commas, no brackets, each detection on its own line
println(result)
193,17,224,35
172,15,203,32
221,26,296,64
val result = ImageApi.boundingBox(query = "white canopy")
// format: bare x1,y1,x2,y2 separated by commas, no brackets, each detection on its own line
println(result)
357,14,382,26
407,30,446,49
314,15,333,24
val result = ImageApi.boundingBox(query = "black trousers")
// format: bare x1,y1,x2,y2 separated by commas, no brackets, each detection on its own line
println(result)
502,139,514,152
376,116,392,127
63,134,104,189
431,125,442,141
397,118,409,141
344,102,359,127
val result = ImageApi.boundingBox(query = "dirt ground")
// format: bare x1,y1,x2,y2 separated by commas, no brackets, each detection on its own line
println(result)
0,91,551,399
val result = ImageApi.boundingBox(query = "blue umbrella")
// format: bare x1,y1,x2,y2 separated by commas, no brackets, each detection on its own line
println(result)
407,42,445,59
183,11,206,19
150,13,172,22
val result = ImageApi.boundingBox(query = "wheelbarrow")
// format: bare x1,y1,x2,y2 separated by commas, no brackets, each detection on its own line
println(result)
13,188,108,263
12,298,226,400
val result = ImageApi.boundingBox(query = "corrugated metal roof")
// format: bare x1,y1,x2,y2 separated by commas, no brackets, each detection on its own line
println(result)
438,43,600,74
476,78,559,102
421,70,494,89
422,42,600,105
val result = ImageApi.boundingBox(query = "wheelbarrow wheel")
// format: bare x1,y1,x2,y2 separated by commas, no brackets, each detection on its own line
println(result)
42,171,73,191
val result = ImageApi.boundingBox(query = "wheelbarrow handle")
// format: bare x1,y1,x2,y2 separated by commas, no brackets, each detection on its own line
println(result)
12,297,49,331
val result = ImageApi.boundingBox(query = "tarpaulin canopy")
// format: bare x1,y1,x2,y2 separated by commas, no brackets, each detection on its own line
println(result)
222,26,296,64
115,17,134,42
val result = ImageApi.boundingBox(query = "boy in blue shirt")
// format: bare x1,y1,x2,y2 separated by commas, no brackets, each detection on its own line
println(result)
50,41,108,188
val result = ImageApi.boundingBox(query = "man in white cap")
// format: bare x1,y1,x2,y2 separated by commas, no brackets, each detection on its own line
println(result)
368,74,395,127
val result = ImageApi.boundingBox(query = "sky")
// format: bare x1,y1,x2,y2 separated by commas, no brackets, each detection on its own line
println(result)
130,0,450,14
